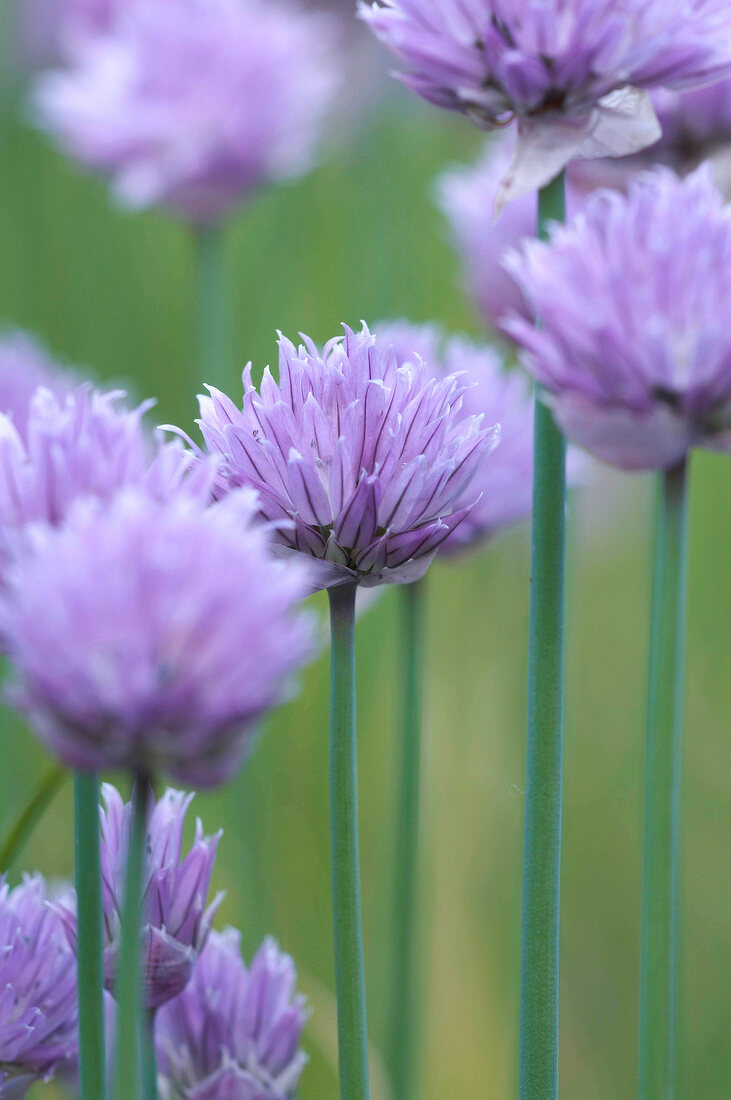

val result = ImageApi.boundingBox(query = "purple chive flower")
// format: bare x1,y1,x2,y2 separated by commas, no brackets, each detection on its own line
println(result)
0,487,314,784
360,0,731,207
189,323,499,588
98,784,222,1011
0,331,75,441
0,875,77,1099
156,929,307,1100
0,385,206,564
33,0,340,223
377,320,587,553
504,165,731,470
436,137,587,331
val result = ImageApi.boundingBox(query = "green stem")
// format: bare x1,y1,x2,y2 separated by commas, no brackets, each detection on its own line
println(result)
194,221,230,390
0,763,66,871
113,775,151,1100
639,460,689,1100
520,170,567,1100
75,771,108,1100
141,1011,158,1100
328,583,370,1100
388,578,426,1100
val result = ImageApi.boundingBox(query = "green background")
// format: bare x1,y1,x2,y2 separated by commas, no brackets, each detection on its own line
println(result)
1,29,729,1099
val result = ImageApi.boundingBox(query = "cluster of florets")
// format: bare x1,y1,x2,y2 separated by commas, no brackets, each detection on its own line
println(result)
33,0,341,222
362,0,731,204
506,165,731,470
191,322,499,587
4,784,308,1099
0,875,78,1097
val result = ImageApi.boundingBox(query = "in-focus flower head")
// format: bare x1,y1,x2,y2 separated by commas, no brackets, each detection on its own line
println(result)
505,165,731,470
361,0,731,206
156,928,307,1100
0,488,315,783
0,331,75,441
0,875,77,1098
33,0,341,222
192,323,499,588
375,320,590,553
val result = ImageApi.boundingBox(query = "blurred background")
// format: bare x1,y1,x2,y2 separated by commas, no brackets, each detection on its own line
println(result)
1,6,729,1098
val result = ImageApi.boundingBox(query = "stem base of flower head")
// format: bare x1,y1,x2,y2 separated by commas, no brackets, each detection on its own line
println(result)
519,172,567,1100
639,460,689,1099
328,583,370,1100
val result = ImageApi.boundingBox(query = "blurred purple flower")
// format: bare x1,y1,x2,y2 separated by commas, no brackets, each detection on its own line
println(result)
376,321,533,552
100,784,222,1011
188,323,499,588
156,928,307,1100
0,385,206,565
0,331,75,441
0,488,315,784
436,138,588,331
33,0,340,223
0,875,77,1098
505,165,731,470
360,0,731,206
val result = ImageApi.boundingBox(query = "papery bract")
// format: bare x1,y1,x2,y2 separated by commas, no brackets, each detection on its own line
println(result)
361,0,731,205
189,323,499,588
33,0,340,222
505,165,731,469
0,488,314,783
156,929,307,1100
0,875,77,1098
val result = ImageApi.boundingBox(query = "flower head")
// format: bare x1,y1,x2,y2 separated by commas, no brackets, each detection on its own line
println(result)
361,0,731,205
0,331,75,441
0,488,314,783
33,0,340,222
505,165,731,469
0,384,209,572
100,785,222,1011
156,929,307,1100
191,323,498,588
0,875,77,1098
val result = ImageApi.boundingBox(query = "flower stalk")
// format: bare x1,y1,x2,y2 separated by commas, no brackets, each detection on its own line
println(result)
328,583,369,1100
194,222,230,390
388,577,426,1100
113,775,151,1100
639,459,689,1100
74,770,108,1100
520,170,567,1100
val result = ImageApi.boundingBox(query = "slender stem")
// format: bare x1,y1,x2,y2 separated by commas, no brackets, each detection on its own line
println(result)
388,578,426,1100
328,583,370,1100
520,170,567,1100
0,763,66,871
141,1011,158,1100
193,221,230,390
113,775,151,1100
639,460,689,1100
75,771,108,1100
